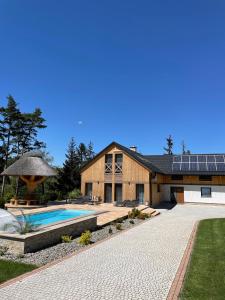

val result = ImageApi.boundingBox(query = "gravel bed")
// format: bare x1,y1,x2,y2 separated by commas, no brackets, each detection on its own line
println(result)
1,218,145,266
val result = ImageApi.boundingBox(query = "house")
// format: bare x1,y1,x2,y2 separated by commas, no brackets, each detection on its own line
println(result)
81,142,225,206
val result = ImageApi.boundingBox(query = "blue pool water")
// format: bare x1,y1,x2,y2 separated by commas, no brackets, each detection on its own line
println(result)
16,209,95,227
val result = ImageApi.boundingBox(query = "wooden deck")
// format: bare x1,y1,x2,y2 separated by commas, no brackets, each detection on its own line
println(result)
8,203,158,227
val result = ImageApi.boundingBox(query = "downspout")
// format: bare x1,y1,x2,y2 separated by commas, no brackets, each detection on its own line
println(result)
149,173,153,207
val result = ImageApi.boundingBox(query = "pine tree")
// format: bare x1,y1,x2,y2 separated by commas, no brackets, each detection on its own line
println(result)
57,138,80,195
164,135,173,155
0,95,20,196
181,140,191,155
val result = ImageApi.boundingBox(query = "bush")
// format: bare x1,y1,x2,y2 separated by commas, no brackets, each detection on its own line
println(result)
79,230,92,245
128,208,141,219
68,189,81,199
116,223,122,230
129,219,135,224
0,246,8,256
137,213,150,220
0,198,5,209
61,235,73,243
108,227,113,234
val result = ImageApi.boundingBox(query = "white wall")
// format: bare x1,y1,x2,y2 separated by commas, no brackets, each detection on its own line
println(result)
160,184,225,204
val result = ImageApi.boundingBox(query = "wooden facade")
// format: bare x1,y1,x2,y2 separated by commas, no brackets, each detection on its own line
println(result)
81,145,151,205
81,143,225,206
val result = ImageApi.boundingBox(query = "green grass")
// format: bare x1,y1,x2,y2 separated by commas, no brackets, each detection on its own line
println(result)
0,259,37,284
180,218,225,300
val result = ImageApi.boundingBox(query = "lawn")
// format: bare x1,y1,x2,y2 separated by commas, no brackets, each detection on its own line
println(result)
180,218,225,300
0,259,37,284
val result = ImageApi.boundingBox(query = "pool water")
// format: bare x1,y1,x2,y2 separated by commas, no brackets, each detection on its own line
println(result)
16,209,95,227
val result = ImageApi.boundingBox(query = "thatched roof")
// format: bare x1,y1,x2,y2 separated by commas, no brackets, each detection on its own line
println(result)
1,151,57,176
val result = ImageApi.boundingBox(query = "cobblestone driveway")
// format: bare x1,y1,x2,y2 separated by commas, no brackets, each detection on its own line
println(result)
1,204,225,300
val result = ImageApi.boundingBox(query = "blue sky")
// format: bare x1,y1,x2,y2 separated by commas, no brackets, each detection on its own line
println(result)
1,0,225,165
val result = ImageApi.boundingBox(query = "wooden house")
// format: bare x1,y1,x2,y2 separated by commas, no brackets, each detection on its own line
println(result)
81,142,225,206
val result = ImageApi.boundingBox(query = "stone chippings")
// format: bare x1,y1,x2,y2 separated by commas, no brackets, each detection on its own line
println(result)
1,204,225,300
1,218,143,266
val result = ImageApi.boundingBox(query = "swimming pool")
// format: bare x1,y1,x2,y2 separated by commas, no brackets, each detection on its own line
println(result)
16,209,95,227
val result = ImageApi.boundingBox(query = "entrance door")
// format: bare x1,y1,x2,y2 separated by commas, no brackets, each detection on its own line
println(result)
115,184,123,203
136,184,144,205
104,183,112,203
170,187,184,203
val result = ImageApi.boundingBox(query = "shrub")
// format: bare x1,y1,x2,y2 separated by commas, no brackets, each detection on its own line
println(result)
0,246,8,256
137,213,150,220
0,197,5,209
108,227,113,234
129,219,135,224
128,208,141,219
79,230,92,245
116,217,124,223
116,223,122,230
61,235,73,243
68,189,81,199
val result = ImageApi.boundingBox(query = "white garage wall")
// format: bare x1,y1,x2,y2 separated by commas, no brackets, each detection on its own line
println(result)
160,184,225,204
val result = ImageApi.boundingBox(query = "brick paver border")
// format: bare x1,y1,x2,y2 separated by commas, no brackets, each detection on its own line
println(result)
167,222,198,300
0,215,158,289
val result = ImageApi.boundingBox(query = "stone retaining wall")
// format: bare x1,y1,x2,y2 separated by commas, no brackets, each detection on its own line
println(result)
0,215,97,254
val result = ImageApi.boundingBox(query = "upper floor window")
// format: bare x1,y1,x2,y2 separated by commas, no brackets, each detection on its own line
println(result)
105,154,112,174
199,175,212,181
115,154,123,174
171,175,183,181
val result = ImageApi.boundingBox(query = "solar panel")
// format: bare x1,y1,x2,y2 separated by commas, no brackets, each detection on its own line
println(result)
190,156,197,162
173,163,181,171
180,163,189,171
215,155,224,162
190,163,198,171
174,156,181,162
207,156,215,163
207,163,217,171
216,163,225,171
198,163,207,171
182,156,189,162
198,155,206,162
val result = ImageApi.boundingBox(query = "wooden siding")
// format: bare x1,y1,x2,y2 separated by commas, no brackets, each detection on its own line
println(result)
81,145,151,204
160,175,225,185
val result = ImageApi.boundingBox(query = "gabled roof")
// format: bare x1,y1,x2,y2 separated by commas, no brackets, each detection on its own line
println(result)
81,142,225,176
81,141,161,173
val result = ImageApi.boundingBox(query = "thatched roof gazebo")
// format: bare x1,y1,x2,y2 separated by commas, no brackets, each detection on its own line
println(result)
1,151,57,206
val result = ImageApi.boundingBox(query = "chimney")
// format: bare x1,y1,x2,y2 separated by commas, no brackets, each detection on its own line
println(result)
130,146,137,152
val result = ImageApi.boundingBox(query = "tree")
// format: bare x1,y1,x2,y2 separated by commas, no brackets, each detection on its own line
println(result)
181,140,191,155
0,96,20,196
56,139,95,196
164,135,173,155
57,138,80,195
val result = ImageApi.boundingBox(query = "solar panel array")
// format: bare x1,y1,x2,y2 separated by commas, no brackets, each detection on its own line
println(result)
172,155,225,172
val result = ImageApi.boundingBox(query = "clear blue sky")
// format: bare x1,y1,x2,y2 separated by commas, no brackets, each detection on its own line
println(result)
1,0,225,165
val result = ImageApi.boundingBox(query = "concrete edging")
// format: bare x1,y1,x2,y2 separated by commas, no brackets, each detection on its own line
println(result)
167,221,198,300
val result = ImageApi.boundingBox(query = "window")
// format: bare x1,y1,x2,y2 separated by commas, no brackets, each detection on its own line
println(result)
199,175,212,181
201,187,211,198
115,154,123,174
171,175,183,181
105,154,112,174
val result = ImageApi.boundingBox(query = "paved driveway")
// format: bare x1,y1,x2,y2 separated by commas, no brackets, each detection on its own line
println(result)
1,204,225,300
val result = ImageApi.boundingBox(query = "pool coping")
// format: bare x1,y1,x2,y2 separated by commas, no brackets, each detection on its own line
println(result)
0,214,158,289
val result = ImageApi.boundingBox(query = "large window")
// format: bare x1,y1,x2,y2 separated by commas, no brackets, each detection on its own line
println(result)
201,187,211,198
115,154,123,174
105,154,112,174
